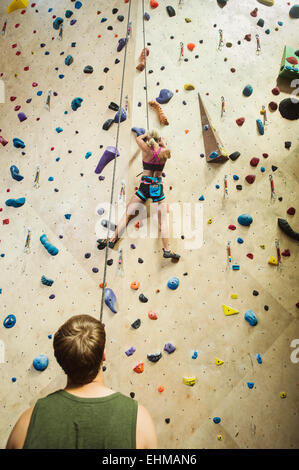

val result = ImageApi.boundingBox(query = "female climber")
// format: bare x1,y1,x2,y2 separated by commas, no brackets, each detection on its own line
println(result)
97,129,180,260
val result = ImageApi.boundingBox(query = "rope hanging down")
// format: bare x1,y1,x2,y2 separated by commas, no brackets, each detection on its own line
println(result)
142,0,150,131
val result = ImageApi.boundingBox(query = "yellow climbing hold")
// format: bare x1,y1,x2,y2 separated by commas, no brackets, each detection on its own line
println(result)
208,218,213,224
185,18,192,23
280,392,287,399
7,0,28,14
268,256,278,266
231,294,238,299
215,357,224,366
184,84,195,91
217,434,223,440
260,244,266,249
222,304,239,316
258,0,274,6
183,376,197,386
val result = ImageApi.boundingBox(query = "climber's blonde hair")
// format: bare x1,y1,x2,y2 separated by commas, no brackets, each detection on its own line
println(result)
147,128,160,149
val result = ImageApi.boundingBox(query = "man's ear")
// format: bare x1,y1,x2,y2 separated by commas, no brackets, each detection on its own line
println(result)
102,350,106,362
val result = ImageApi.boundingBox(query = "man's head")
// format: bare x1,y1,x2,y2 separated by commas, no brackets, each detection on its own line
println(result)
53,314,106,386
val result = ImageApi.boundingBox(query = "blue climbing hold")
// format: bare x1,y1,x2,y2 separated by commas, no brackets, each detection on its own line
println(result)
237,237,244,244
40,234,59,256
199,195,205,201
65,214,71,219
245,309,258,326
104,288,117,313
156,89,173,104
209,151,219,159
216,184,220,189
10,165,24,181
85,152,92,159
204,125,209,131
71,97,83,111
144,12,150,20
256,119,264,135
5,198,26,208
12,377,17,382
213,417,221,424
261,166,265,172
65,55,73,66
101,17,108,23
243,85,253,97
247,382,254,389
167,277,179,290
13,138,25,149
3,314,16,328
238,214,253,226
33,354,49,371
256,354,262,364
192,351,198,359
131,127,146,137
56,127,63,133
48,176,54,181
53,17,63,30
41,275,54,286
75,1,82,9
114,108,127,123
65,10,73,18
233,175,239,181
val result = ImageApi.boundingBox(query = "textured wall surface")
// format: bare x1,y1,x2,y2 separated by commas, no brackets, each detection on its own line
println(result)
0,0,298,449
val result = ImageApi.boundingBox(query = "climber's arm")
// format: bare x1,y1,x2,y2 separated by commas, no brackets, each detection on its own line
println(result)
136,133,149,152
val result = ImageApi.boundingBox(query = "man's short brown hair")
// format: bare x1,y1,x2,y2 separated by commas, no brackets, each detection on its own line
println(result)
53,315,106,385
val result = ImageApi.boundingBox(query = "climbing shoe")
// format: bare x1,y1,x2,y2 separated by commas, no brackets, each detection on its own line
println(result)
163,249,180,260
97,238,117,250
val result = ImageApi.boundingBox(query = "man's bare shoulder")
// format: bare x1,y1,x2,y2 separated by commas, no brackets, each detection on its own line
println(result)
6,406,34,449
136,404,158,449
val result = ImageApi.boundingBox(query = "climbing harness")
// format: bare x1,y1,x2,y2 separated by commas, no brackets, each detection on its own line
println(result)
218,29,224,51
33,165,40,188
256,34,261,55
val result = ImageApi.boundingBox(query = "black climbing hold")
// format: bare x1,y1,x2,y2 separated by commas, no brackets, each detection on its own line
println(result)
257,18,265,28
117,15,124,22
236,185,243,190
147,43,151,46
107,259,113,266
279,98,299,120
277,218,299,241
285,141,292,149
181,235,185,239
103,67,109,73
131,319,141,329
139,294,148,303
184,58,189,62
253,290,259,296
289,4,299,18
195,55,199,59
84,65,93,74
229,151,240,161
165,418,170,424
271,165,278,172
149,70,153,74
102,365,107,372
238,40,241,45
278,197,283,201
183,272,188,276
217,0,228,7
161,66,165,70
170,36,174,39
108,102,119,111
98,85,104,90
147,352,162,363
130,392,135,398
101,219,116,231
264,305,269,311
166,6,176,17
84,253,91,259
107,26,113,31
295,50,299,57
199,40,203,44
115,59,120,64
102,118,114,131
138,258,144,264
112,8,118,14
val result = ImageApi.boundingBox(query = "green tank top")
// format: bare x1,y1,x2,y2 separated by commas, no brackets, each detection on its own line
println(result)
23,390,138,449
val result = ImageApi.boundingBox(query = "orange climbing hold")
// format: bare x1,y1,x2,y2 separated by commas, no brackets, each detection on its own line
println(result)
158,386,165,393
187,43,195,51
99,281,107,288
150,0,159,8
185,130,190,134
135,220,141,229
130,281,140,290
133,362,144,373
148,310,158,320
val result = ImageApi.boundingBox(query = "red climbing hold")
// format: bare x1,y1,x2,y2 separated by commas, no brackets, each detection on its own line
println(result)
14,105,21,111
32,82,38,87
245,175,256,184
262,153,269,158
228,225,236,230
187,43,195,51
269,102,278,111
247,253,254,259
236,117,245,126
133,362,144,373
250,157,260,167
150,0,159,8
286,56,298,65
24,66,29,71
0,136,9,146
282,249,290,257
250,8,258,17
12,44,17,48
10,96,17,101
244,34,251,41
231,68,236,73
287,207,296,215
272,87,280,95
3,219,9,225
148,310,158,320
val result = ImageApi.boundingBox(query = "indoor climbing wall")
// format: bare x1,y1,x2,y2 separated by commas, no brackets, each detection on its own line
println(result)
0,0,299,449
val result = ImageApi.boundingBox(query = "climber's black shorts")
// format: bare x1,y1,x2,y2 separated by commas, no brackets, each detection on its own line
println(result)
136,176,165,203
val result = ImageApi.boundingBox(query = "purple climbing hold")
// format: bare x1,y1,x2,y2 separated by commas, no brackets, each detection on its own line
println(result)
104,287,117,313
117,38,127,52
125,347,136,356
156,89,173,104
131,127,146,137
164,342,176,354
18,112,27,122
92,267,99,273
95,146,120,174
114,108,127,123
144,12,150,21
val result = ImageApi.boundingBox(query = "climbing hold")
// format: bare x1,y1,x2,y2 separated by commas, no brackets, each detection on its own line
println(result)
53,17,63,30
238,214,253,226
272,87,280,96
125,347,136,357
83,65,93,74
114,108,127,123
158,386,164,393
13,138,25,148
167,277,179,290
222,305,239,316
0,136,9,146
104,288,117,313
228,225,236,231
192,351,198,359
244,309,258,326
3,314,16,328
280,392,287,398
184,84,195,90
256,354,262,364
282,249,290,257
244,34,251,42
156,89,173,104
253,290,259,297
247,382,255,389
117,38,127,52
41,275,54,286
139,293,148,303
289,5,299,18
75,1,82,9
256,119,264,135
231,294,238,299
164,343,176,354
217,435,223,441
250,157,260,167
257,18,264,27
18,112,27,123
208,218,213,224
287,207,296,215
40,234,59,256
166,5,176,17
185,17,191,23
149,100,169,125
268,256,278,266
279,98,299,120
258,0,274,5
131,127,146,137
95,146,120,174
215,357,224,366
245,175,256,184
33,354,49,371
237,238,244,244
243,85,253,97
5,198,26,208
236,117,245,126
147,352,162,363
10,165,24,182
65,55,73,66
108,102,119,111
148,310,158,320
232,265,240,270
229,151,240,161
131,319,141,329
133,362,144,374
65,10,73,18
199,195,205,201
102,119,114,131
269,101,278,111
285,141,292,150
183,377,197,386
7,0,28,13
71,97,83,111
251,8,258,17
187,43,195,51
130,281,140,290
213,417,221,424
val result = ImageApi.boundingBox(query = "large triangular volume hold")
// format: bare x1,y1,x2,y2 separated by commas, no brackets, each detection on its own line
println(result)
222,304,239,316
198,93,229,163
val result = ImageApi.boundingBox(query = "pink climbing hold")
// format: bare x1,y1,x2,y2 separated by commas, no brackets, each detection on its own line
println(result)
286,56,298,65
10,96,17,101
245,175,256,184
272,87,280,95
32,82,38,87
250,157,260,167
269,102,278,111
287,207,296,215
236,117,245,126
228,224,236,230
247,253,254,259
0,136,8,146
